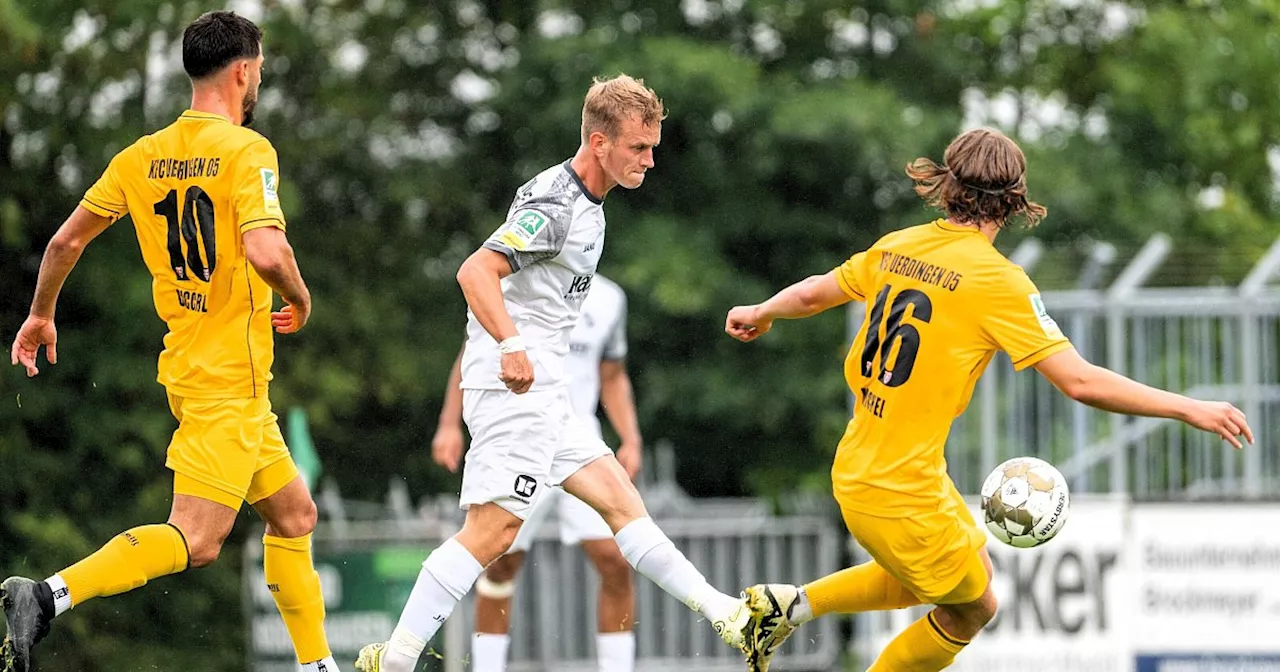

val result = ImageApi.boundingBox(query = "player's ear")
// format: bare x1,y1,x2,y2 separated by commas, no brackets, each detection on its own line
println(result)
589,130,610,156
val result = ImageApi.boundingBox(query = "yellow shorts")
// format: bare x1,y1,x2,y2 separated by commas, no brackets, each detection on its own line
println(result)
165,393,299,511
838,480,989,605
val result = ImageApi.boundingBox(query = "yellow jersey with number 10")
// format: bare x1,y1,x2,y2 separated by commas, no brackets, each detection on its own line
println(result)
832,219,1071,517
79,110,287,399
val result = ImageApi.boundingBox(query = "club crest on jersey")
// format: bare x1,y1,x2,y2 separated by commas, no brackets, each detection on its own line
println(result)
498,210,548,251
1029,293,1062,337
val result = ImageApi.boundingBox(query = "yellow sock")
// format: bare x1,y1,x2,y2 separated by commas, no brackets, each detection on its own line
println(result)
868,611,968,672
264,533,331,664
803,561,922,618
59,524,189,607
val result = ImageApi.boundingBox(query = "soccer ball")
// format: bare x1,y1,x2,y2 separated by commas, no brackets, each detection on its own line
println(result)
979,456,1070,548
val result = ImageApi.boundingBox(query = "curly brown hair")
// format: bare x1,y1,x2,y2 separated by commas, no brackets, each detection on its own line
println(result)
906,127,1047,228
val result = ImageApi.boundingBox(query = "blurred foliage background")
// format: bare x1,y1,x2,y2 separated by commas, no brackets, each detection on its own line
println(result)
1,0,1278,669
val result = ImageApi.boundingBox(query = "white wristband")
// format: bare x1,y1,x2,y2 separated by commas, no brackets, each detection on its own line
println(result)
498,335,526,354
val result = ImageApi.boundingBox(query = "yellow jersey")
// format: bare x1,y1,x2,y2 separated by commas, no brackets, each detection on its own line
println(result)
832,219,1071,516
79,110,287,399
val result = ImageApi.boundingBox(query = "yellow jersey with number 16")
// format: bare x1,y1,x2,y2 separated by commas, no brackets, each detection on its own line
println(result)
831,219,1071,517
79,110,287,400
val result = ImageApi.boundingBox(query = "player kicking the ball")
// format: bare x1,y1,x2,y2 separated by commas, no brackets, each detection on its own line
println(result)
356,75,751,672
432,274,643,672
724,127,1254,671
6,12,340,672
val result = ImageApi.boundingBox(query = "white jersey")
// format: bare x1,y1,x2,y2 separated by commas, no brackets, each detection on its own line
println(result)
462,160,606,392
565,275,628,425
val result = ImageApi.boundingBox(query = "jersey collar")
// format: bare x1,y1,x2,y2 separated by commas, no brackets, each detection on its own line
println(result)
933,218,986,235
180,109,232,123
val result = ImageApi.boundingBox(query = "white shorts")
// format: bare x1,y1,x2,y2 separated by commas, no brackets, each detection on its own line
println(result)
460,387,612,519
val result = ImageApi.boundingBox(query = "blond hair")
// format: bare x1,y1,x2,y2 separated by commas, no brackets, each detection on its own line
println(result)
905,127,1047,228
581,74,666,144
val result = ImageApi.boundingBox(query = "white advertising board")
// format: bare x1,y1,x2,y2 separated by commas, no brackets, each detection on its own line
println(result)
1129,503,1280,669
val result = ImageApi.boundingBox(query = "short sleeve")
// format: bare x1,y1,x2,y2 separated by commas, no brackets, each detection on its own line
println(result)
234,139,286,232
80,153,129,223
483,208,569,272
983,268,1072,370
833,251,872,301
602,292,628,361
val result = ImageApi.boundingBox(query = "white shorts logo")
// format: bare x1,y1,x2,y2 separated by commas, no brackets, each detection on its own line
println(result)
513,474,538,500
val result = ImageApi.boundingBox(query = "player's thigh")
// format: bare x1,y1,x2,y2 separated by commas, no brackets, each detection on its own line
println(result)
459,388,560,521
840,500,987,605
166,393,266,513
508,486,559,554
557,487,614,546
245,405,309,533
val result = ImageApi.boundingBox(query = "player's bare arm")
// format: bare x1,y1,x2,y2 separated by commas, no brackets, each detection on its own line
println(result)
10,206,113,377
431,348,466,472
1034,346,1254,449
243,226,311,333
725,271,851,342
600,359,643,480
456,247,533,394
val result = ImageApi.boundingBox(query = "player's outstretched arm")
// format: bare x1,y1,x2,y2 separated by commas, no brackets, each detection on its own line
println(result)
431,348,466,472
243,227,311,333
11,206,112,377
456,248,534,393
725,271,851,342
1034,347,1254,449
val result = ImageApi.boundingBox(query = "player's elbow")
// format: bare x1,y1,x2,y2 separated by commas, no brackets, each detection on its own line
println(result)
795,275,832,313
47,230,87,257
1059,364,1102,404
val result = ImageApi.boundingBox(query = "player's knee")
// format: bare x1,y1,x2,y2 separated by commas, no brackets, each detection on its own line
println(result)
485,552,525,583
964,591,998,630
270,496,317,538
186,535,224,568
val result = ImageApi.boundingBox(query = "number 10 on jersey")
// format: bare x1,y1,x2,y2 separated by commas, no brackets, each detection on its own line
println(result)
154,186,217,282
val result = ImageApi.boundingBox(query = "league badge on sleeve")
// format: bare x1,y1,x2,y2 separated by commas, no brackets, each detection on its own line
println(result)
498,209,548,251
1029,293,1063,338
260,168,280,212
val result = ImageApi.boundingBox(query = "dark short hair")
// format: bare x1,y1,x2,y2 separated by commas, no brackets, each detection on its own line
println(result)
182,11,262,80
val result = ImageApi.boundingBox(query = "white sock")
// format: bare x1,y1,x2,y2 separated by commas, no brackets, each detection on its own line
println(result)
44,574,72,617
793,587,815,624
380,538,485,672
596,632,635,672
299,655,341,672
472,633,510,672
614,518,740,621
